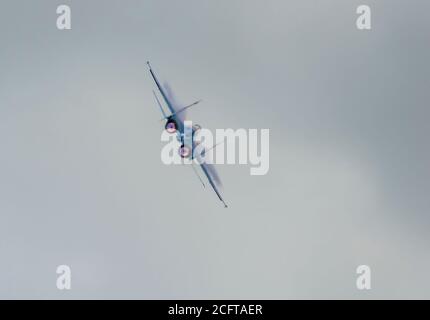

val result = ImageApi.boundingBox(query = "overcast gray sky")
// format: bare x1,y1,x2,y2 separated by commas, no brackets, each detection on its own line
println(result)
0,0,429,299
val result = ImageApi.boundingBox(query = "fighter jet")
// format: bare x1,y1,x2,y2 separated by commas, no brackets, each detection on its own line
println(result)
147,62,227,208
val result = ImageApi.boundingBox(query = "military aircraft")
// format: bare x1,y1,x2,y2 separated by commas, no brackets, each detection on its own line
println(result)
147,61,227,208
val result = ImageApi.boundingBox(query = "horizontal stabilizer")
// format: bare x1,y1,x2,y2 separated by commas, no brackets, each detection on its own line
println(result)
160,100,202,121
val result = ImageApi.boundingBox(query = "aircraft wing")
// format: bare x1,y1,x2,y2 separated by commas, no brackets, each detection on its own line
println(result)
199,162,228,208
148,61,188,134
147,61,176,115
